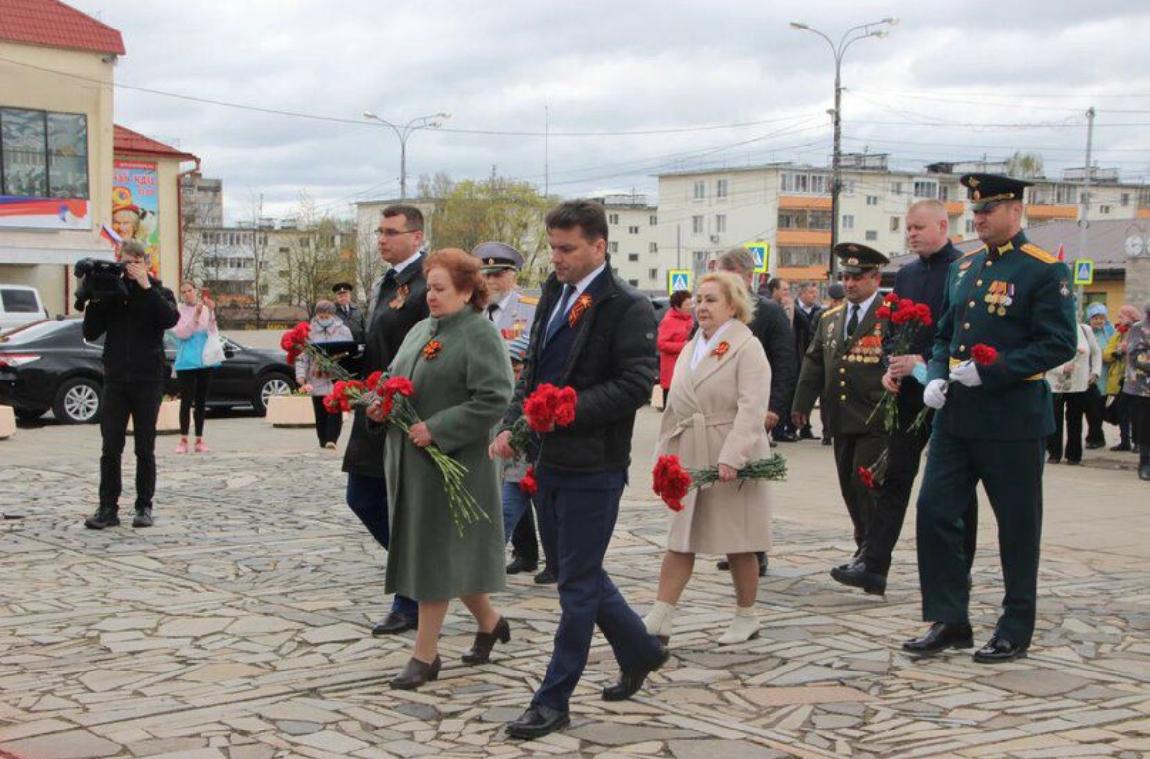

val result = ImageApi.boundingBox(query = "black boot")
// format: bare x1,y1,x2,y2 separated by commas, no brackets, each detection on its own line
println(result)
84,504,120,530
390,656,441,690
132,507,154,528
462,618,511,665
1139,451,1150,481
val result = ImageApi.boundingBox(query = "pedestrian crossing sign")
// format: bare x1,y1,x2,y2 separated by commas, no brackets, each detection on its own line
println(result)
1072,259,1094,286
744,241,770,274
667,269,691,294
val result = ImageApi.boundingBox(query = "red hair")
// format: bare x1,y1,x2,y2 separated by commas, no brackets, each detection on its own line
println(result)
423,248,489,311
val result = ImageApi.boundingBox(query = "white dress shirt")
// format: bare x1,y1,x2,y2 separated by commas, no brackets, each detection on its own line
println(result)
390,249,422,275
547,262,608,325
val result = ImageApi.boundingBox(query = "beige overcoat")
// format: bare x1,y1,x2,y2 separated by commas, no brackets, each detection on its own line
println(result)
655,320,773,554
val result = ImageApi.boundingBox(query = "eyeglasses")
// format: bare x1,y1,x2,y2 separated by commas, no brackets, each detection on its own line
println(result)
376,228,417,238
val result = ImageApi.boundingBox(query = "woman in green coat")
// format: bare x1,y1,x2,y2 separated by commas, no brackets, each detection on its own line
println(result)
372,248,515,690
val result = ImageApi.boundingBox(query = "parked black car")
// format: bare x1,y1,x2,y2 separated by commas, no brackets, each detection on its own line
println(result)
0,318,296,424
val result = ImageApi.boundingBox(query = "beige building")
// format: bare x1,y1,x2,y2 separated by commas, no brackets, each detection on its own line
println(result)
656,155,1150,287
0,3,123,316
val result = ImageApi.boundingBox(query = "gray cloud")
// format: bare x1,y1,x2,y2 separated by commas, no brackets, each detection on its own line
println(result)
68,0,1150,220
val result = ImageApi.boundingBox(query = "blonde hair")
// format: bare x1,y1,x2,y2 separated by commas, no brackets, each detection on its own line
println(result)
697,271,754,323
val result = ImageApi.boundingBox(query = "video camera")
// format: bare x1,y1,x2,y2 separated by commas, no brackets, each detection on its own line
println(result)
73,258,129,312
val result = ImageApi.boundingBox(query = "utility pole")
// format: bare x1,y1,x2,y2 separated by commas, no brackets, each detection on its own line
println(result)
1075,106,1095,318
544,104,550,198
790,18,896,279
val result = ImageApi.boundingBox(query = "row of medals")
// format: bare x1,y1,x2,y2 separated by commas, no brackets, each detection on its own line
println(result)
984,282,1014,316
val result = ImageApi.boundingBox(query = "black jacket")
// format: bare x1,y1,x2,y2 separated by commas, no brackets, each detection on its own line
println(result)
502,267,656,474
81,277,179,383
342,258,429,477
750,296,798,416
335,303,366,344
793,302,823,361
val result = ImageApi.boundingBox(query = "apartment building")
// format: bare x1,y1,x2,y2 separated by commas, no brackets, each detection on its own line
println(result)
656,155,1150,286
597,194,661,292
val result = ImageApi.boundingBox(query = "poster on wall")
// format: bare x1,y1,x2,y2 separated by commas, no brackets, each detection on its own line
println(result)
112,160,160,277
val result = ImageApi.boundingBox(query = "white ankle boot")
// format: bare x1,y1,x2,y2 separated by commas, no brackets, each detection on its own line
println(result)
643,600,676,643
717,606,760,645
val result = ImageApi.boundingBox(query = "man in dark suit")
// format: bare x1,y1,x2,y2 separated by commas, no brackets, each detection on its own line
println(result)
342,205,429,636
793,281,823,439
714,247,797,576
834,200,977,596
492,201,667,740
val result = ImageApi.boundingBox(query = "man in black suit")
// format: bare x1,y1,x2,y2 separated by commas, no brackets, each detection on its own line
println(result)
342,205,429,636
492,201,667,740
793,281,824,439
713,248,797,576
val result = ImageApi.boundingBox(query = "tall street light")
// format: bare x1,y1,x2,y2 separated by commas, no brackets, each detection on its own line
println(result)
790,18,897,277
362,111,452,200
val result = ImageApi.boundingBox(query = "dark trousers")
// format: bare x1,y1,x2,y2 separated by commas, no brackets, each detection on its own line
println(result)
532,469,662,712
917,430,1044,647
1084,385,1106,446
1131,394,1150,447
832,432,887,553
1048,391,1087,462
345,473,417,619
864,410,977,576
177,368,213,437
508,488,557,572
1116,392,1135,446
311,396,343,446
99,380,163,511
510,499,539,565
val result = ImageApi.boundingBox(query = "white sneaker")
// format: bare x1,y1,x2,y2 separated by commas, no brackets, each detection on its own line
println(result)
642,600,676,643
717,611,760,645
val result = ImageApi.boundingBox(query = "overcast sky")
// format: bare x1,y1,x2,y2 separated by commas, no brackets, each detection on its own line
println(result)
68,0,1150,222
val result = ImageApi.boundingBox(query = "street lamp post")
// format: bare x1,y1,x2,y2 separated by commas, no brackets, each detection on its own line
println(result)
790,18,896,277
362,111,452,200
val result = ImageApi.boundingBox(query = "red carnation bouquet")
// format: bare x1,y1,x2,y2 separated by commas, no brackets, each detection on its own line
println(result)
326,372,486,535
868,293,934,434
519,465,539,495
652,454,787,512
280,321,353,381
508,383,578,453
857,448,889,491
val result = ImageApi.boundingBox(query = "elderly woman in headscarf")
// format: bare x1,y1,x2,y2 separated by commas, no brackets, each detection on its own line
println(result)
1084,303,1115,449
1104,305,1144,453
1119,303,1150,480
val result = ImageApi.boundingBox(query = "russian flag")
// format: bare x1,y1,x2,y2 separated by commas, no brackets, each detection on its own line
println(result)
1056,243,1065,262
100,224,122,248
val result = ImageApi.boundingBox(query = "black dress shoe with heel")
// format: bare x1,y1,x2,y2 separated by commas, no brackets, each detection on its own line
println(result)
506,556,538,575
830,561,886,595
505,704,570,740
973,635,1028,663
902,622,974,656
602,644,670,701
389,655,441,690
462,617,511,665
372,610,417,636
533,568,557,585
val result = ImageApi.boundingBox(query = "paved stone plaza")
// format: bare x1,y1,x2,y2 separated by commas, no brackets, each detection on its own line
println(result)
1,407,1149,759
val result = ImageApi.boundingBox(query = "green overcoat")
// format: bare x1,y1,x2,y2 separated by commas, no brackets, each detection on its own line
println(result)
383,307,515,601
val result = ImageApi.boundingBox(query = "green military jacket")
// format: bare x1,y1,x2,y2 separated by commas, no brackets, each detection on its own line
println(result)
792,297,887,436
927,230,1077,440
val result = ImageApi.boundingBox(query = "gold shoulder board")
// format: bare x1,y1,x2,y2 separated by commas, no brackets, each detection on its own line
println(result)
1020,243,1058,264
519,295,540,305
822,305,845,319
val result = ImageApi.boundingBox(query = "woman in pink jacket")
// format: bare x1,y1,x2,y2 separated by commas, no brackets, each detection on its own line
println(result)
172,282,221,453
656,290,694,409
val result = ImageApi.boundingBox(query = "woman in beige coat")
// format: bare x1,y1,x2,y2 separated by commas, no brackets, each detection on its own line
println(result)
644,271,773,646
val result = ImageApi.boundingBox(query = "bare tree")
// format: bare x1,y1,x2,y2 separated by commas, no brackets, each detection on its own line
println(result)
277,193,353,317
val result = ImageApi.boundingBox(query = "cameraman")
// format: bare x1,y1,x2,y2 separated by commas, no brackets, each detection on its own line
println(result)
81,241,179,529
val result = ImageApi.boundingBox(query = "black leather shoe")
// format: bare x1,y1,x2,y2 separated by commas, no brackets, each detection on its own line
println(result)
1047,455,1061,464
1110,442,1132,452
902,622,974,655
84,505,120,530
773,430,798,443
1139,464,1150,481
372,611,417,636
506,556,538,575
389,655,441,690
1064,459,1081,466
822,437,833,446
132,508,154,528
602,644,669,701
1085,440,1105,450
973,635,1028,663
505,704,570,740
830,562,886,595
758,554,768,577
799,426,815,440
462,617,511,665
533,568,557,585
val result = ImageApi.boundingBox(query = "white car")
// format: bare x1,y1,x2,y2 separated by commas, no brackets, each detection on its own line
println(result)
0,285,49,332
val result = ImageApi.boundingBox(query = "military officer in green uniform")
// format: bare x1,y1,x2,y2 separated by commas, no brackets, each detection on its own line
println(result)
793,243,891,590
904,174,1077,663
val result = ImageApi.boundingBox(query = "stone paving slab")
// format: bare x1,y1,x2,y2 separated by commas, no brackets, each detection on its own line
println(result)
1,409,1148,758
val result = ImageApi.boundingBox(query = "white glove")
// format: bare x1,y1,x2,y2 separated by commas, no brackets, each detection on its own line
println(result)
949,360,983,387
923,379,948,409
